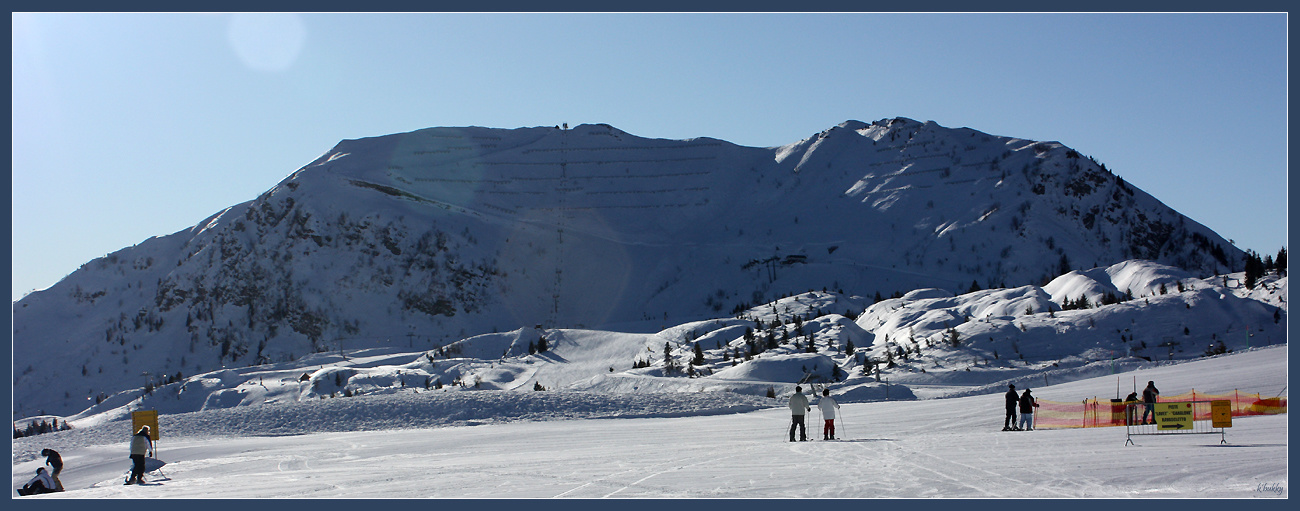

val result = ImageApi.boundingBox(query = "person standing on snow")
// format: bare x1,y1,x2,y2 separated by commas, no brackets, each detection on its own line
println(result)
1140,381,1160,425
127,425,153,485
1017,388,1039,431
817,388,841,440
41,448,63,491
788,386,811,442
1003,384,1019,430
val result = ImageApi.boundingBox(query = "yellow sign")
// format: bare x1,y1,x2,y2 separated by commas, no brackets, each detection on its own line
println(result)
1154,402,1194,431
1211,400,1233,428
132,410,159,440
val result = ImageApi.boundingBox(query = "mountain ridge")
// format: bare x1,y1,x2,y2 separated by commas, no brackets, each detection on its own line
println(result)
12,118,1248,418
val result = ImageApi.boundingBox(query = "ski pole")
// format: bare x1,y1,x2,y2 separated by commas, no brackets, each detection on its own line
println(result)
817,405,823,440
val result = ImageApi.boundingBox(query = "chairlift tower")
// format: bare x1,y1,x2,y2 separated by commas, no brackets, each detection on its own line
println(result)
551,124,569,326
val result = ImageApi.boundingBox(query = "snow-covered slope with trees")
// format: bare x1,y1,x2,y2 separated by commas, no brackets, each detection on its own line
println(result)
12,118,1264,419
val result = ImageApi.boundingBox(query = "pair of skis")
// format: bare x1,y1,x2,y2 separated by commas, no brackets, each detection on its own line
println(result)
123,456,168,485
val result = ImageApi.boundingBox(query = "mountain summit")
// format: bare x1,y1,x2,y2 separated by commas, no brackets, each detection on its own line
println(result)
12,118,1242,418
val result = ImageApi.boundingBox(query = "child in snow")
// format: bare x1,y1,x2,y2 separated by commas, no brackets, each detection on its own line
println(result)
1018,388,1039,431
818,389,841,440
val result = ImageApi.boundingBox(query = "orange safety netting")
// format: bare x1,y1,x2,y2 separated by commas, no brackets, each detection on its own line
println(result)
1029,390,1287,429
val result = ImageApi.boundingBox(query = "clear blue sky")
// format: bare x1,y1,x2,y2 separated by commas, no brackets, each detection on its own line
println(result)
11,12,1288,301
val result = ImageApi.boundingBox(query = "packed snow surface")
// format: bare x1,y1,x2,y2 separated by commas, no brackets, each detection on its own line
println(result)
12,345,1287,498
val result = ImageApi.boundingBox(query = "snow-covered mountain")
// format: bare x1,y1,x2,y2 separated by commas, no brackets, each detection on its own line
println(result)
12,118,1255,419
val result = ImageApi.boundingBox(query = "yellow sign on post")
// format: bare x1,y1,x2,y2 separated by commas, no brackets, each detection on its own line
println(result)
132,410,159,440
1211,400,1233,428
1154,402,1194,431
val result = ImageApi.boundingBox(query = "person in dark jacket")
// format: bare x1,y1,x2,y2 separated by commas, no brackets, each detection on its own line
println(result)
1124,392,1140,425
1017,388,1040,431
1140,381,1160,425
127,425,153,485
1003,384,1019,430
41,448,63,490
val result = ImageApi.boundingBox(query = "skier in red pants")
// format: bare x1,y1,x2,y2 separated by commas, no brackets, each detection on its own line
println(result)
817,389,841,440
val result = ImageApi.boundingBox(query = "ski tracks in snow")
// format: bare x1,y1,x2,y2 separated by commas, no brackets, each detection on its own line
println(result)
552,449,754,498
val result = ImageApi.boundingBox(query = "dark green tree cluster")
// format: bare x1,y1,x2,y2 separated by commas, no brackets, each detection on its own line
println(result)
1245,247,1289,290
662,342,678,374
1244,250,1267,290
13,418,71,438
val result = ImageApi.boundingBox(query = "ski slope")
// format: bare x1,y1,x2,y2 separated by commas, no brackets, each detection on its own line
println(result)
12,345,1287,498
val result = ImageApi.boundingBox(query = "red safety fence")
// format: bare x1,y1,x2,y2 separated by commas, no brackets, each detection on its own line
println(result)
1032,389,1287,429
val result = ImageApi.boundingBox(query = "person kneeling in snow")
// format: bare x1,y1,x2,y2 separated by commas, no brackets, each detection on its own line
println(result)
17,467,60,496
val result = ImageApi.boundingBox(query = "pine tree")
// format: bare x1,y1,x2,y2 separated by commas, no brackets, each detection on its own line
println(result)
537,336,549,353
663,342,677,374
692,343,705,365
1244,249,1267,290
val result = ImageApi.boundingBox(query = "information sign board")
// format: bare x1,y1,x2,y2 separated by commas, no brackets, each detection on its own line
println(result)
132,409,159,440
1210,400,1233,428
1154,402,1193,431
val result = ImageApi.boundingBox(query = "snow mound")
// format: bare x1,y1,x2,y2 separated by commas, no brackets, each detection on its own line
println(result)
711,353,840,383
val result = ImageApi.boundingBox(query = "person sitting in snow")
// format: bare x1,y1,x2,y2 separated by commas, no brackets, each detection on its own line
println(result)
17,467,59,495
788,386,811,442
818,389,841,440
1017,388,1039,431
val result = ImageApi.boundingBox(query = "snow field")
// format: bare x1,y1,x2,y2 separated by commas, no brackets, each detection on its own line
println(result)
12,346,1287,498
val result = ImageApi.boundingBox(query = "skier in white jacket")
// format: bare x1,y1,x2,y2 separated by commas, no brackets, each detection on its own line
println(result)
817,389,841,440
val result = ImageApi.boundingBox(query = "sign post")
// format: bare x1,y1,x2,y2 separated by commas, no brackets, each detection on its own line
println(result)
1126,400,1227,445
132,409,159,456
1211,400,1233,428
1154,402,1193,431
